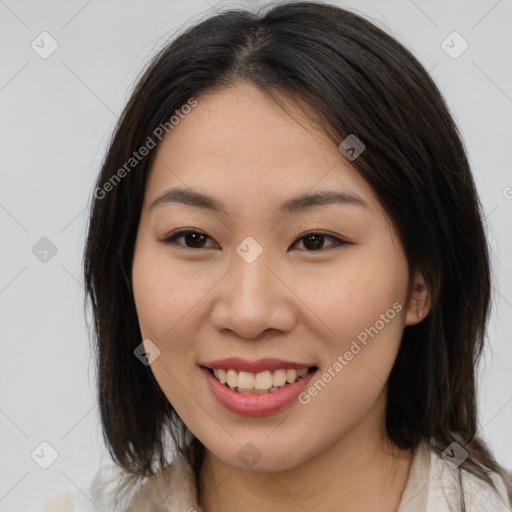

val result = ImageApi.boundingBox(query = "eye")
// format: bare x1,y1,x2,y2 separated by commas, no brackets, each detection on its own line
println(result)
160,229,218,249
290,230,349,251
160,229,349,252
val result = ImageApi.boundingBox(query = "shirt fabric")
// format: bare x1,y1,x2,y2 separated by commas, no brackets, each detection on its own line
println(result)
28,440,511,512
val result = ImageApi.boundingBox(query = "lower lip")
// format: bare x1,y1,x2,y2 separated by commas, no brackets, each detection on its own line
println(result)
201,367,317,416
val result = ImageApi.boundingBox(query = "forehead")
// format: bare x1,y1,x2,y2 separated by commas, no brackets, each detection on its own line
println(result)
144,82,380,215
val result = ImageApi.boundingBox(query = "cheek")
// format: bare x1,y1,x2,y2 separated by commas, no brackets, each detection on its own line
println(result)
131,242,207,412
296,268,406,447
132,243,203,343
293,247,408,355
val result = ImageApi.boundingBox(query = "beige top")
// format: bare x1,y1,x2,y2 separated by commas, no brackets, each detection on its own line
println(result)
30,441,511,512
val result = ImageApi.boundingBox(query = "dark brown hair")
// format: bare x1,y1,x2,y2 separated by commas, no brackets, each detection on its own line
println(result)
83,0,512,506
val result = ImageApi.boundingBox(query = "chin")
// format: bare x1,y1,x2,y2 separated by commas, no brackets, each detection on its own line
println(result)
207,436,313,473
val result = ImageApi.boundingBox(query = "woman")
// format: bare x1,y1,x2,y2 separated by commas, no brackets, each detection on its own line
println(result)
33,1,512,511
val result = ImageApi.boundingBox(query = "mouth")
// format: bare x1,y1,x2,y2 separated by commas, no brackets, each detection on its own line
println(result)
203,366,317,394
199,358,319,416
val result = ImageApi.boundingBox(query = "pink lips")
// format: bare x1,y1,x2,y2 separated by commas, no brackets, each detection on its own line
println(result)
200,360,317,416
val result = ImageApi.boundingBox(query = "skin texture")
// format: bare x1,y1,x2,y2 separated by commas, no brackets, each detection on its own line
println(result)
132,81,431,512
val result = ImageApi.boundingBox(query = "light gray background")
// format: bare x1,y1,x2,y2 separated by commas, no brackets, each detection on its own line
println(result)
1,0,511,509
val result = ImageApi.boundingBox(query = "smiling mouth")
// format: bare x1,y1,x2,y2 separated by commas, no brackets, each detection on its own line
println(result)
204,366,318,394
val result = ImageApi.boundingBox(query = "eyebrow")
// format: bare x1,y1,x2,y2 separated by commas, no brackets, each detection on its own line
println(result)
149,186,368,215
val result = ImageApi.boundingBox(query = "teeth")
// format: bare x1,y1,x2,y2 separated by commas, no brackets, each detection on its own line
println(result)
254,370,273,390
238,371,254,389
286,369,297,383
213,368,227,384
238,388,268,394
211,367,311,393
272,369,287,387
226,369,238,388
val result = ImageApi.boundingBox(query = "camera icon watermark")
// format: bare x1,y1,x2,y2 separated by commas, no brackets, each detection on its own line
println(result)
31,31,59,59
503,187,512,200
134,339,161,366
441,31,469,59
31,441,59,469
441,441,468,469
32,237,58,263
236,236,263,264
338,134,365,161
237,442,262,469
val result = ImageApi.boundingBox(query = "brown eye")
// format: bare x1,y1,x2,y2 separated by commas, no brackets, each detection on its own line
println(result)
162,229,217,249
160,229,350,252
291,231,349,251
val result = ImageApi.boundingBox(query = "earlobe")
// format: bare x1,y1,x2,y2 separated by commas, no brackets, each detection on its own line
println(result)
405,272,431,326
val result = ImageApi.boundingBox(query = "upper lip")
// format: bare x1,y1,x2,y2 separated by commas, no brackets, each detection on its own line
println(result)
200,357,317,373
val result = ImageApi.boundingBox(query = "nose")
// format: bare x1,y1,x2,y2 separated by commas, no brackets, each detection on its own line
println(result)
209,246,297,340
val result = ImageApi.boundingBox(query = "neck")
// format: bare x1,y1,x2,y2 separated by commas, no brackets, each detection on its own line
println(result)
198,394,413,512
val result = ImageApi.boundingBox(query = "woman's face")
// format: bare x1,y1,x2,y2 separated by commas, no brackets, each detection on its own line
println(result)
132,82,423,472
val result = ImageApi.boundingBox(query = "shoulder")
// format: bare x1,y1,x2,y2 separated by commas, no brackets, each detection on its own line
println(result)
427,443,511,511
29,493,73,512
127,452,200,511
400,441,511,511
28,455,199,512
28,492,101,512
28,463,138,512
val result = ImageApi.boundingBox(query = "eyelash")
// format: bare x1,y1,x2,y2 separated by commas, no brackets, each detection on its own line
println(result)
160,229,350,252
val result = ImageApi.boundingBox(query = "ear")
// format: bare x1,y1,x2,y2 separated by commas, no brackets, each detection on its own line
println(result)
404,271,431,326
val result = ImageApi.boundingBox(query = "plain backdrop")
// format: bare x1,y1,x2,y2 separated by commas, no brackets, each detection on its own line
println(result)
1,0,511,509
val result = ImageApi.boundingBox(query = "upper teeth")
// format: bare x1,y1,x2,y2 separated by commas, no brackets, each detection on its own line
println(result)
213,368,309,390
